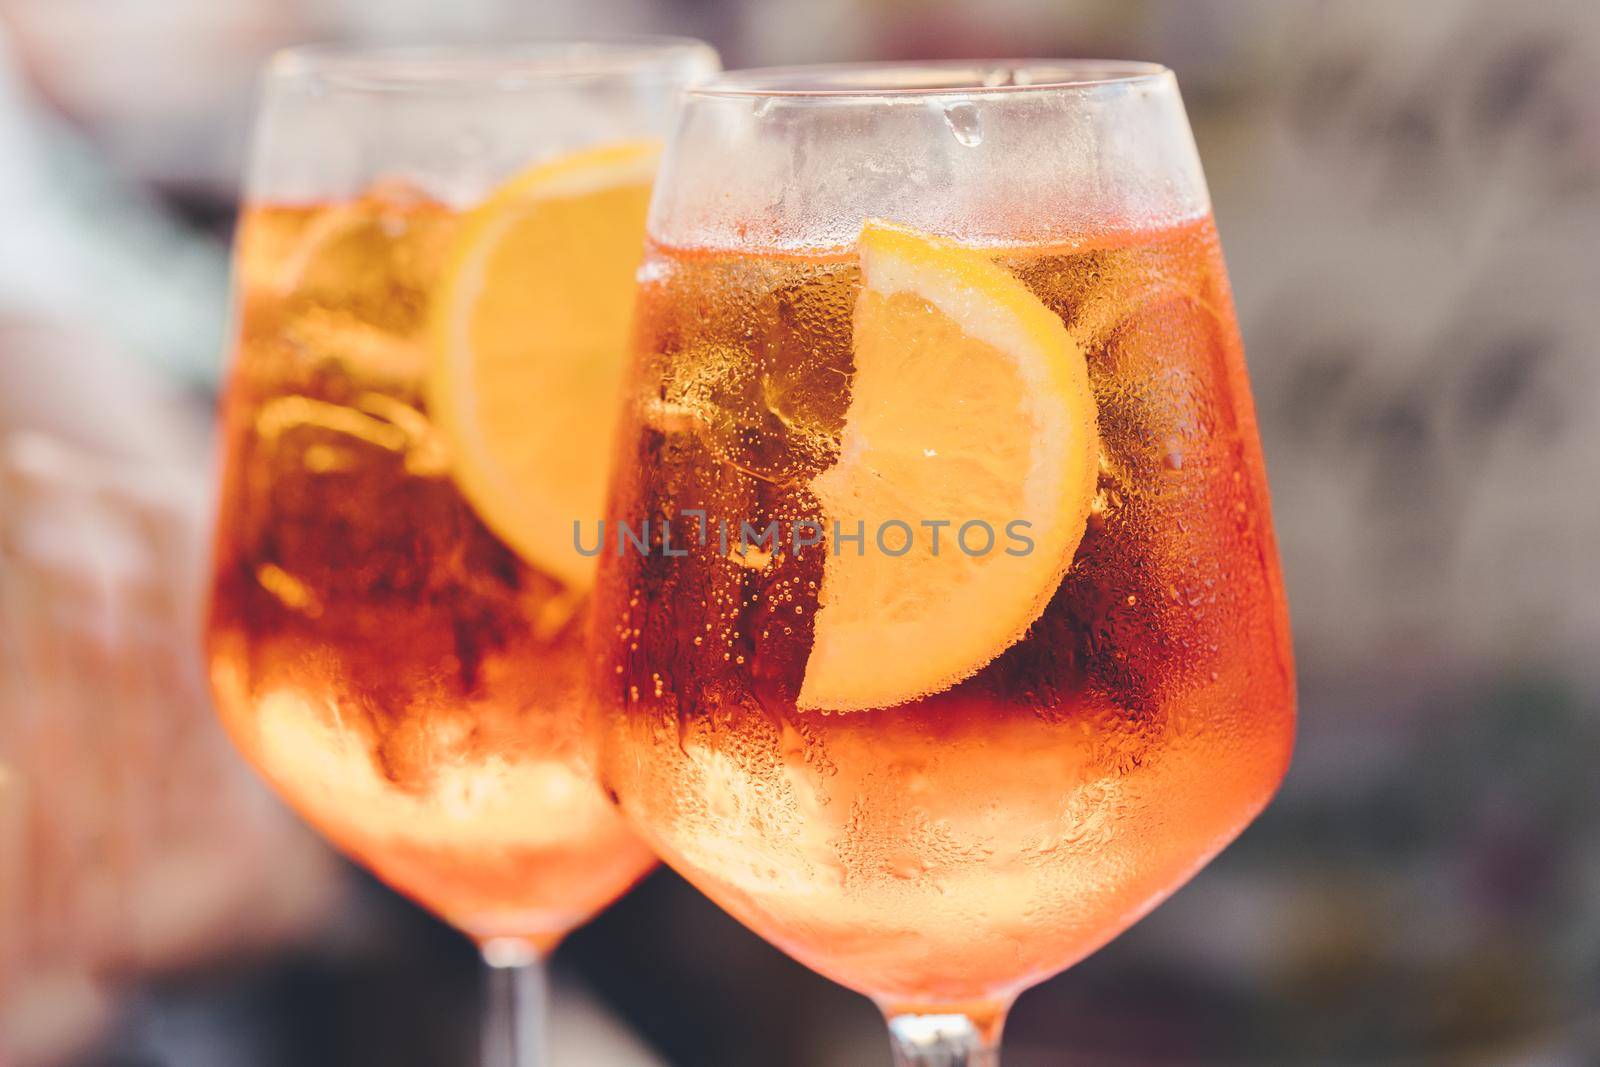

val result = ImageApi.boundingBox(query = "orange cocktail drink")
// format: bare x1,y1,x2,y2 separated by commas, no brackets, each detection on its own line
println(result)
209,176,658,947
593,60,1295,1061
205,45,719,1017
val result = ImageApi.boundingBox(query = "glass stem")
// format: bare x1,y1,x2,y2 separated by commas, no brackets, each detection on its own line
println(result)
481,939,548,1067
884,1008,1006,1067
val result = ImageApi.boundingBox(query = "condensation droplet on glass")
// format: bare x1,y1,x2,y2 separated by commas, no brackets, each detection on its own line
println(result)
637,258,670,285
778,720,806,768
886,852,925,880
752,97,775,119
942,101,983,147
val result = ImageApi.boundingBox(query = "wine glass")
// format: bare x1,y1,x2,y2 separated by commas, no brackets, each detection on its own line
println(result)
595,60,1296,1064
204,38,717,1066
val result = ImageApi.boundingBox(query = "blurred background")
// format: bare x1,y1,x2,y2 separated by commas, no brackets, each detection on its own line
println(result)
2,0,1598,1064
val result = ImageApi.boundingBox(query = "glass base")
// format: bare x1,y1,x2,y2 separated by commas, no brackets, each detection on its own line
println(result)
885,1010,1004,1067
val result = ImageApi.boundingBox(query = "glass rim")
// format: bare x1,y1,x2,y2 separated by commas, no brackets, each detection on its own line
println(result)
689,59,1172,101
266,37,717,93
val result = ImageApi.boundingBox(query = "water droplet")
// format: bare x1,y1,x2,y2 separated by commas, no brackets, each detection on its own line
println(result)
752,97,775,119
778,721,806,767
885,852,925,880
942,101,984,147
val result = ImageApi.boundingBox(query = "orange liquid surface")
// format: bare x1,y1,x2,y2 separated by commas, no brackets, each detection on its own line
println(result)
206,188,654,950
596,216,1296,1006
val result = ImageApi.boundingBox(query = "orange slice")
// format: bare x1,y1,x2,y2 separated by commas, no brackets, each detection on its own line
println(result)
428,141,659,590
797,221,1099,711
